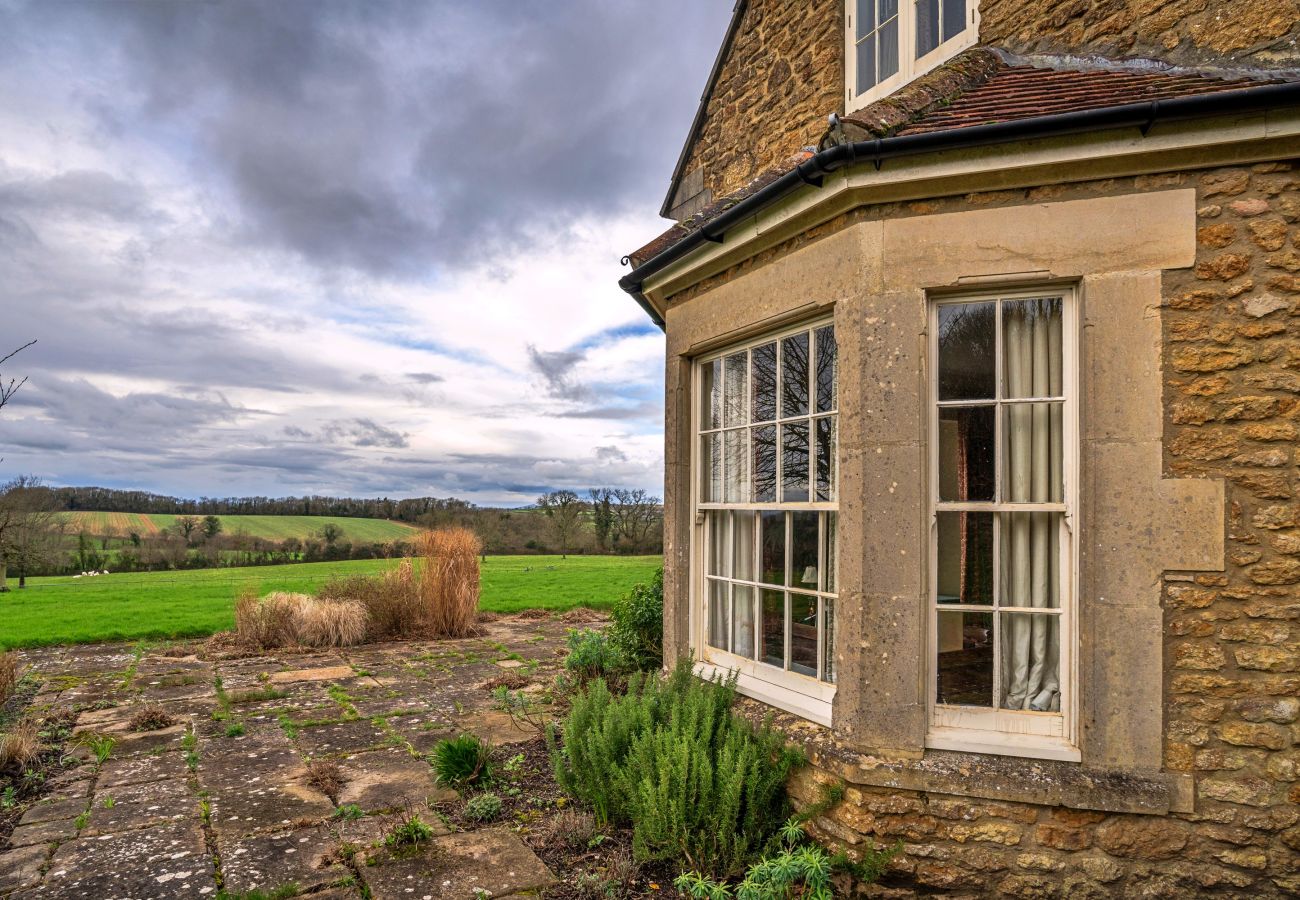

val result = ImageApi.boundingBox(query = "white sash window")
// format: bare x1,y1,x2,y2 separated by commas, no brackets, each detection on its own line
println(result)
846,0,979,110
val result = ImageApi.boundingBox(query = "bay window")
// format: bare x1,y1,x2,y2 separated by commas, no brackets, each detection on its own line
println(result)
696,320,838,704
847,0,979,110
928,289,1078,760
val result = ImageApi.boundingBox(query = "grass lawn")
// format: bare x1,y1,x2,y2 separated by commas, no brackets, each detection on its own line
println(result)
2,554,662,649
60,511,420,542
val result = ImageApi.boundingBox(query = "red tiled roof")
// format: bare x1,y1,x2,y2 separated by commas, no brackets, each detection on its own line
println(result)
895,63,1271,136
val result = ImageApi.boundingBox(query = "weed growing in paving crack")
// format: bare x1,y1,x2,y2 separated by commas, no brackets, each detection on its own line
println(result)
100,794,115,809
430,733,491,787
304,759,347,796
464,791,503,822
128,705,176,732
224,723,245,738
199,798,212,823
384,807,435,854
85,734,115,764
333,803,364,821
73,810,89,831
214,882,301,900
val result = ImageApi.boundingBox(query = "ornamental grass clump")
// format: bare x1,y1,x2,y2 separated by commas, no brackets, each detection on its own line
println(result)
295,597,369,647
318,559,421,640
234,590,303,649
549,659,804,879
431,733,492,787
0,651,17,705
417,527,481,637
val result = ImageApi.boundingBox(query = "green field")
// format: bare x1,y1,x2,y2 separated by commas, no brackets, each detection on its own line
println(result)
60,511,420,543
0,555,662,649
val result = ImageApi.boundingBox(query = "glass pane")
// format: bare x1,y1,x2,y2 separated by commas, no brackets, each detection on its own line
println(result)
999,512,1062,609
708,580,729,652
733,585,756,659
781,332,809,418
1001,401,1063,503
702,433,721,503
706,510,728,576
702,358,722,429
791,512,819,590
815,417,836,501
781,422,809,502
938,405,994,502
936,511,993,605
752,342,777,423
856,34,877,93
825,513,837,594
752,425,777,503
790,593,818,677
936,610,993,706
1003,297,1063,400
879,15,899,80
760,510,784,586
915,0,939,56
856,0,876,39
822,598,835,683
761,589,785,668
724,352,747,426
942,0,965,40
815,326,837,412
937,302,995,400
1001,613,1060,712
723,428,748,503
732,510,756,582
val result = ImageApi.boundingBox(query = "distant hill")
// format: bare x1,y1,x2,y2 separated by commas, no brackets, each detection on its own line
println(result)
60,512,420,543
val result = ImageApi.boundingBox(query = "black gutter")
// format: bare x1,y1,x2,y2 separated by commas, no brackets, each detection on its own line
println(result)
621,78,1300,329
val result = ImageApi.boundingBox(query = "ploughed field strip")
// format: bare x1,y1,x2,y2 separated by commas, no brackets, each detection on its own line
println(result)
1,617,583,899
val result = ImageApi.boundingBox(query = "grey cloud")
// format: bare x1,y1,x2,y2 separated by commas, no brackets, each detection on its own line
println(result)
321,417,409,449
406,372,443,384
526,344,591,401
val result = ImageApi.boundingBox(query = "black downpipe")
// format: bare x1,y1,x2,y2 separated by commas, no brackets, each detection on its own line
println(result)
621,79,1300,329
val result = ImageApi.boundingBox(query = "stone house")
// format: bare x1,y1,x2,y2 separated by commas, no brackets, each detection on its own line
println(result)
619,1,1300,895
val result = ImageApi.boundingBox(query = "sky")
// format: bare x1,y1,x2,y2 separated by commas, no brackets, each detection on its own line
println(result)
0,0,733,506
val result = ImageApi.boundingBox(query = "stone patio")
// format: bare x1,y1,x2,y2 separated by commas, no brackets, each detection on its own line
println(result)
0,616,577,899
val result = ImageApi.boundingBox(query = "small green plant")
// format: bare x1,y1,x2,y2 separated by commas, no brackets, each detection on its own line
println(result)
608,568,664,671
0,786,17,809
430,733,491,787
101,794,115,809
277,713,300,740
73,810,89,830
200,798,211,822
562,629,628,683
465,792,503,822
215,883,302,900
86,734,115,764
224,722,246,738
185,751,200,772
333,803,365,821
491,687,548,734
384,810,435,851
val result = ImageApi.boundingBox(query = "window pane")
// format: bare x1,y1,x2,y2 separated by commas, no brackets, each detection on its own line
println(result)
702,433,721,502
856,34,878,93
938,405,995,502
936,610,993,706
733,584,756,659
752,342,777,423
942,0,965,40
815,417,836,501
761,589,785,668
781,332,809,417
1003,297,1063,400
815,326,837,412
825,512,837,593
706,510,728,576
937,302,995,400
822,598,835,683
790,593,818,676
915,0,939,56
999,512,1062,609
709,580,729,652
781,422,810,502
856,0,876,39
732,510,756,582
1001,402,1063,503
752,424,777,503
936,511,993,605
760,510,784,586
1001,613,1060,712
724,352,747,426
791,512,819,590
879,13,899,80
723,428,748,503
702,358,722,429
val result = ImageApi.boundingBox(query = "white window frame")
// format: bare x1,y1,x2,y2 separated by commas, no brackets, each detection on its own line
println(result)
690,317,838,724
925,286,1080,762
845,0,981,112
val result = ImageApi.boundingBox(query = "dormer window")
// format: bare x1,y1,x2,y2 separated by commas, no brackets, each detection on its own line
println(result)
846,0,979,110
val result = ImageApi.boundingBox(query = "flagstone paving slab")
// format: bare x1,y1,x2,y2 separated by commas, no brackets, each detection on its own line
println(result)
295,720,392,756
363,829,556,900
96,751,189,789
0,844,47,894
218,826,347,894
334,749,454,813
269,665,355,684
85,777,194,835
33,821,212,899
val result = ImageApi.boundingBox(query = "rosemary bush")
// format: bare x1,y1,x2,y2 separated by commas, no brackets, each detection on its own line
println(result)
549,660,804,878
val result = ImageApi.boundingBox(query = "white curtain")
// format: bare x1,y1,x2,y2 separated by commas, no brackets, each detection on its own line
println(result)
1002,300,1062,713
732,512,757,657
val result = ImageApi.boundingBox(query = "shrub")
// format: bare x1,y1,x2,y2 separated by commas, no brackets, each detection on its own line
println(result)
234,590,303,649
430,733,492,787
608,568,663,671
128,705,176,732
550,660,803,879
417,528,481,637
563,629,628,683
0,652,17,705
465,791,503,822
548,808,598,850
0,718,39,773
295,598,369,647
